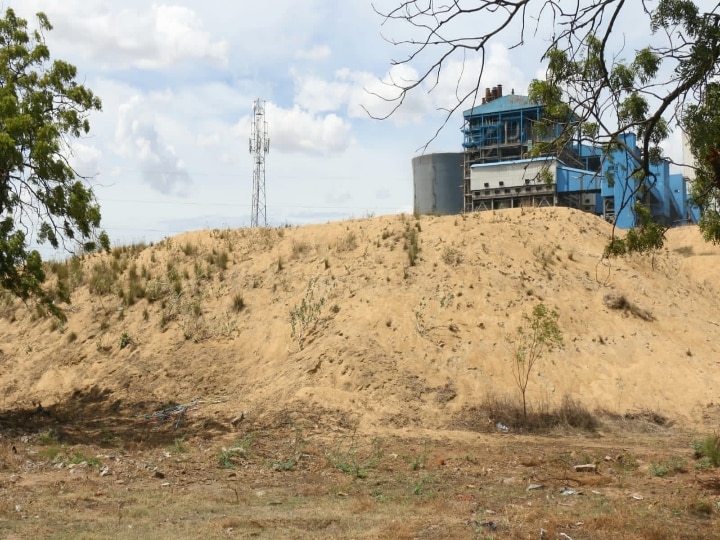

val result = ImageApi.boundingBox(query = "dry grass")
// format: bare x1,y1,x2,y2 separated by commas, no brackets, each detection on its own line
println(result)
603,291,656,321
455,393,599,433
0,404,717,539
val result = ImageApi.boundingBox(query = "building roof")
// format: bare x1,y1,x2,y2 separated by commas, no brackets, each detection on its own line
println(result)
469,156,555,169
463,95,538,117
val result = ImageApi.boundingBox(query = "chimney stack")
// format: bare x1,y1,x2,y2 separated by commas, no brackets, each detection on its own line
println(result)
482,84,505,104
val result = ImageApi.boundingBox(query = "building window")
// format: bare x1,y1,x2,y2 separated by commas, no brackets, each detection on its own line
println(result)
484,182,489,188
504,189,510,194
499,181,504,186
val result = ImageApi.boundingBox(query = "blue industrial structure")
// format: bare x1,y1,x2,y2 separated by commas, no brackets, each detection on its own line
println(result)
461,85,697,227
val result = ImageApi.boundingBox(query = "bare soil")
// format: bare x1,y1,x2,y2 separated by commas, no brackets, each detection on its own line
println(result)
0,207,719,538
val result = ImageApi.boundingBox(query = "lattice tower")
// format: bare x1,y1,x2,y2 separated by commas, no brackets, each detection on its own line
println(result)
249,99,269,227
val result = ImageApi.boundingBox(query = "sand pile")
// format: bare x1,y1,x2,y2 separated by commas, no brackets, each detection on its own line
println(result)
0,207,718,430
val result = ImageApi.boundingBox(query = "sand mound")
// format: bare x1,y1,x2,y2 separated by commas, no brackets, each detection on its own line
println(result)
1,207,719,430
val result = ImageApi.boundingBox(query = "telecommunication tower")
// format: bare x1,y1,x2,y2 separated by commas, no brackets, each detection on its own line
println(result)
249,99,270,227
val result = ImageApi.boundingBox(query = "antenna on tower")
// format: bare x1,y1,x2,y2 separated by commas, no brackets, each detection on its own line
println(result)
249,99,269,227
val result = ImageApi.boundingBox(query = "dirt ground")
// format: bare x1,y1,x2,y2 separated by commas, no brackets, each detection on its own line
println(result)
0,207,719,538
0,402,719,539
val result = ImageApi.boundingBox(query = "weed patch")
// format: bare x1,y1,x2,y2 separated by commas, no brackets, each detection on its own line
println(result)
290,278,326,350
693,433,720,467
88,261,120,296
403,224,420,266
336,231,358,252
441,245,463,265
651,456,687,477
456,394,599,433
217,434,254,469
327,436,383,479
231,292,245,313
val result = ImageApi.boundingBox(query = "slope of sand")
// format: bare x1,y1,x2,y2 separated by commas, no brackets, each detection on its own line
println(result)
1,207,719,430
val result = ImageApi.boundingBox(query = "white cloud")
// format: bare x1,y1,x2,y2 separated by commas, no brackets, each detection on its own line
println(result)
358,63,433,125
662,126,684,172
290,43,528,128
257,103,352,155
433,43,528,110
148,4,228,68
293,73,352,113
295,45,332,61
360,43,528,123
326,188,352,204
21,1,228,70
68,142,103,179
196,132,222,148
115,96,192,195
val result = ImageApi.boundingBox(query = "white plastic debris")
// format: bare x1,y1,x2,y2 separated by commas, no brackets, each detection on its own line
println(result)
495,422,509,433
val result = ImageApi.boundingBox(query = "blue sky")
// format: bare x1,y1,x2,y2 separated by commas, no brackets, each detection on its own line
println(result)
11,0,692,257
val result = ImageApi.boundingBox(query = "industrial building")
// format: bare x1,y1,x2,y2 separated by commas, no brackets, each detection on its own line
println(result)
413,84,697,227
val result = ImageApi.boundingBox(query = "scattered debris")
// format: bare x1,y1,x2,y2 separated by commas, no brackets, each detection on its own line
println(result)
99,465,111,477
573,463,597,473
603,292,655,321
526,483,545,491
141,398,203,429
495,421,509,433
631,493,644,500
560,487,579,496
230,411,246,427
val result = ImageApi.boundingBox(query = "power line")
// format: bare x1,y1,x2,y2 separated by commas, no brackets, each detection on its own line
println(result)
96,198,402,211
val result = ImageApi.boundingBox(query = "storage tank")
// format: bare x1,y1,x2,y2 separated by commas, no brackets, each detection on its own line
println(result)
412,152,464,215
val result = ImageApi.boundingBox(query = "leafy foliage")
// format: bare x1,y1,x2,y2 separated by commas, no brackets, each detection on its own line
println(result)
605,201,667,257
506,304,563,420
625,202,666,253
682,82,720,243
692,433,720,468
0,9,107,316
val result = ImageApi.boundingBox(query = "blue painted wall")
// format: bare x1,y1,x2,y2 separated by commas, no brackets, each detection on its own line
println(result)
463,99,697,228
